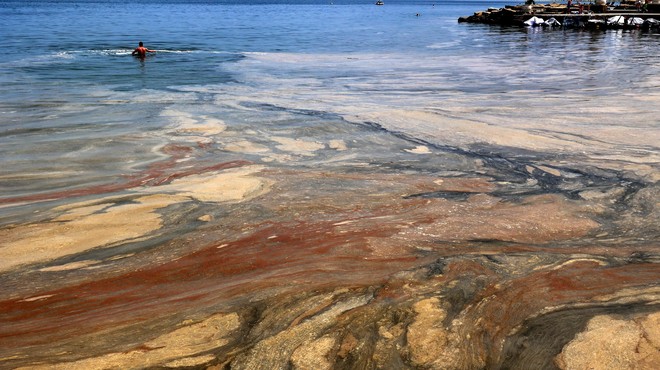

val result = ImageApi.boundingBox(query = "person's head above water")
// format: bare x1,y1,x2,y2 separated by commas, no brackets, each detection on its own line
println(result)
138,41,144,46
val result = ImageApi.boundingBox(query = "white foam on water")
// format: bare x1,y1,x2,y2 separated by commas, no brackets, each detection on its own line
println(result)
427,40,461,49
224,51,660,176
160,108,227,139
0,51,77,69
96,49,133,56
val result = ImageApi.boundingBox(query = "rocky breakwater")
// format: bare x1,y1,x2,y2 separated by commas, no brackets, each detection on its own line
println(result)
459,3,569,26
459,1,660,27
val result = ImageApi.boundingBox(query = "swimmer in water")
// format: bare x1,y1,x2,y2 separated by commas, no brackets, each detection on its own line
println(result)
132,41,155,58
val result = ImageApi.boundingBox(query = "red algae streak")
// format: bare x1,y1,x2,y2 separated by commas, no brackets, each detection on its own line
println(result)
0,216,423,349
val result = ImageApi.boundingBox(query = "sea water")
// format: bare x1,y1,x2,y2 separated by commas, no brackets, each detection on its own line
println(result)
0,0,658,216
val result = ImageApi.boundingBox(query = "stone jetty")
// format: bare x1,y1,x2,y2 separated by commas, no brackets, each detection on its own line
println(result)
459,0,660,28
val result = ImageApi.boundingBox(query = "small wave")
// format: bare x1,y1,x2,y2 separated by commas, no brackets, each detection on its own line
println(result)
152,50,236,55
86,49,236,57
0,49,241,70
53,51,76,59
97,49,133,56
0,51,77,69
41,49,132,57
154,49,195,54
427,41,460,49
80,49,192,57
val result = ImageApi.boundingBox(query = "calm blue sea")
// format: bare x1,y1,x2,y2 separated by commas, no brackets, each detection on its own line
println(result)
1,0,515,91
1,0,658,211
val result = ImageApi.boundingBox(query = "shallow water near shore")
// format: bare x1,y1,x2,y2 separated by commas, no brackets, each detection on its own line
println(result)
1,0,659,369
